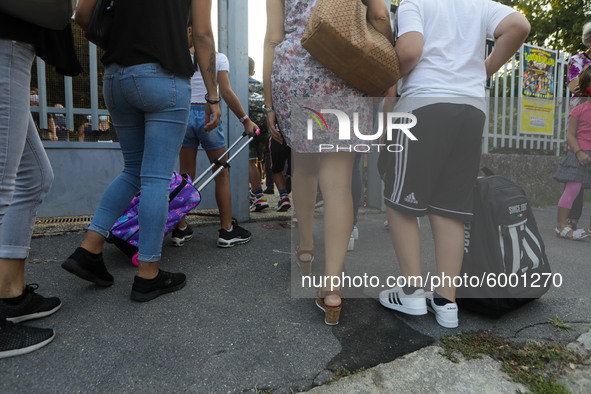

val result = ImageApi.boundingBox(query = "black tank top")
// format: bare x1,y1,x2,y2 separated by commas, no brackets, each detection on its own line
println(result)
101,0,194,78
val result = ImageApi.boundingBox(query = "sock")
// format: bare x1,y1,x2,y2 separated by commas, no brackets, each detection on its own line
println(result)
433,291,454,306
178,225,187,231
253,188,264,197
402,285,422,295
279,189,287,196
1,290,27,305
225,225,234,232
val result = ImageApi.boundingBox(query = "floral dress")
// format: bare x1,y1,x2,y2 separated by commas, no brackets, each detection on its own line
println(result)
271,0,369,153
567,52,591,110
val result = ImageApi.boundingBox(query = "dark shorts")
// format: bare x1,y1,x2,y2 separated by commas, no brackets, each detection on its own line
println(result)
380,103,485,222
269,136,291,173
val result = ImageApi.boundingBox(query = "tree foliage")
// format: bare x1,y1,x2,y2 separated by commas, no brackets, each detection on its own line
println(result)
499,0,591,56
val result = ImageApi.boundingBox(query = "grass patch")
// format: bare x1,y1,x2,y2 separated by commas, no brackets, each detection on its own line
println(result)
325,366,366,385
441,331,587,394
548,314,573,331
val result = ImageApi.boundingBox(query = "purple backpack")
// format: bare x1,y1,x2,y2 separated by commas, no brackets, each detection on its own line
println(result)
109,172,201,250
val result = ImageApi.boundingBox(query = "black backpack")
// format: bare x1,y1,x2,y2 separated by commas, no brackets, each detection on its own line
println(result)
456,170,552,317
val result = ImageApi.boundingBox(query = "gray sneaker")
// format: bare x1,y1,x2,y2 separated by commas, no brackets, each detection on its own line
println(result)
0,318,55,359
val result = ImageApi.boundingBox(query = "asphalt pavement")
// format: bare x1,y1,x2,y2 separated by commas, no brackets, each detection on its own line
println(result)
1,199,590,393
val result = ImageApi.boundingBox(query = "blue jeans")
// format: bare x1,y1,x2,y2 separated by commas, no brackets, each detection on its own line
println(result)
89,63,190,262
0,39,54,259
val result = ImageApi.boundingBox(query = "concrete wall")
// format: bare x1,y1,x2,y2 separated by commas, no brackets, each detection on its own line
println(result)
38,142,218,218
480,153,565,207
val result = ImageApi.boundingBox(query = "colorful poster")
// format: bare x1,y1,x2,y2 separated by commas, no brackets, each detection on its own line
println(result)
518,44,557,135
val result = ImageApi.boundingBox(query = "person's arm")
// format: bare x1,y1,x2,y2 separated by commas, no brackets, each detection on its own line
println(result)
394,32,423,77
191,0,221,131
217,71,259,136
48,117,58,141
485,13,530,78
263,0,285,144
566,115,591,166
365,0,394,45
74,0,98,30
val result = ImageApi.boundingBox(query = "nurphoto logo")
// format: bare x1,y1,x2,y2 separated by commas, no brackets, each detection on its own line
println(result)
304,107,418,152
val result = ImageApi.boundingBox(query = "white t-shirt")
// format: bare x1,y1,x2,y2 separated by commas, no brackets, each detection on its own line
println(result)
396,0,516,112
190,52,230,104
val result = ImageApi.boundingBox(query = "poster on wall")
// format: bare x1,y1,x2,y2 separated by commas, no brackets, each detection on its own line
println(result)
518,44,557,135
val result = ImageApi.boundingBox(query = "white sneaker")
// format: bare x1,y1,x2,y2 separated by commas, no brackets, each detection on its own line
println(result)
352,225,359,240
347,234,354,251
379,286,427,315
426,293,459,328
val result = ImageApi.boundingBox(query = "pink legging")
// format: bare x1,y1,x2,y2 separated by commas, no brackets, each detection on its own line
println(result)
558,182,583,209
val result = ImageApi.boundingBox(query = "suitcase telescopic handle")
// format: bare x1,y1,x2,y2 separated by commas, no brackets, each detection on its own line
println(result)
193,129,260,192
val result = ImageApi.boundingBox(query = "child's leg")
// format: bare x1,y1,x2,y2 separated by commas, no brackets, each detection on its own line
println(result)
557,182,583,230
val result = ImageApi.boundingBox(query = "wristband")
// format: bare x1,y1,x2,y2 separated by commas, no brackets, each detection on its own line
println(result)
239,115,249,123
262,105,274,114
574,148,583,156
205,93,221,104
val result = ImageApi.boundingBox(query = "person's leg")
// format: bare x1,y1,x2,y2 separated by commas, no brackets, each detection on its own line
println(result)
249,157,268,211
386,208,422,283
269,137,291,211
0,115,54,297
351,153,362,227
318,152,355,307
557,182,585,239
292,152,319,255
175,146,198,231
566,188,584,228
264,139,274,193
428,214,464,302
179,147,198,180
0,40,53,297
0,40,60,331
128,68,191,278
205,147,232,230
249,159,262,191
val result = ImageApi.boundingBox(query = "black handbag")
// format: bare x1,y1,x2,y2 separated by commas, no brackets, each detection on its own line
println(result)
85,0,115,49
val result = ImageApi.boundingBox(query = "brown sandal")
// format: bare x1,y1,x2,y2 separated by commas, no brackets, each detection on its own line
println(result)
316,289,343,325
296,248,314,276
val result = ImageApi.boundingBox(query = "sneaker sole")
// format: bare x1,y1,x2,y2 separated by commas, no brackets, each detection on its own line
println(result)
427,305,459,328
171,234,193,247
5,302,63,324
61,259,113,287
379,297,427,316
250,205,268,212
277,203,291,212
0,331,55,359
217,236,251,248
130,279,187,302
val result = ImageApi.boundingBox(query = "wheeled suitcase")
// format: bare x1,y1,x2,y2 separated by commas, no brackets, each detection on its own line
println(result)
106,131,256,264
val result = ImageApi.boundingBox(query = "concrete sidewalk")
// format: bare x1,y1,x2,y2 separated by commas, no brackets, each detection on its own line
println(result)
2,202,591,393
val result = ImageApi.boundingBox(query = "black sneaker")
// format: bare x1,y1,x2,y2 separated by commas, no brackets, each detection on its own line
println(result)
171,225,194,247
62,247,114,287
0,318,55,359
263,186,275,195
217,225,251,248
130,270,187,302
0,284,61,323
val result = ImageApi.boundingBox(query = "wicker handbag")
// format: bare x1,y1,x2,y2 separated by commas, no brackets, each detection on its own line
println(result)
301,0,400,96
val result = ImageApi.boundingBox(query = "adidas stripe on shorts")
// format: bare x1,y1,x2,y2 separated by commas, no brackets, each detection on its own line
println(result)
380,103,485,222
